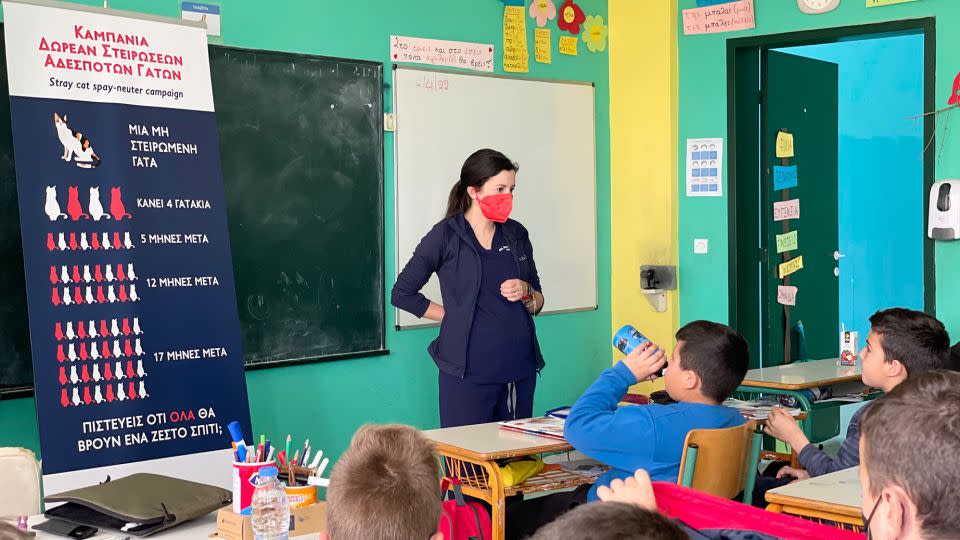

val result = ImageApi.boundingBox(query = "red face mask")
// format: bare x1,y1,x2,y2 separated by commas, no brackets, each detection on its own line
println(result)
476,193,513,223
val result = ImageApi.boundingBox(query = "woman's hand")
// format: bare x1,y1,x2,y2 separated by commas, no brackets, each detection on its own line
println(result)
500,279,530,303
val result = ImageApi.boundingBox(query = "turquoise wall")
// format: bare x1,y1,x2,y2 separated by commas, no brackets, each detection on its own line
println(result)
677,1,959,341
780,36,925,339
0,0,612,476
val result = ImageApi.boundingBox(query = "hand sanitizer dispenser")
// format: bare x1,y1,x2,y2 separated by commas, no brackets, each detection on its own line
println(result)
929,180,960,240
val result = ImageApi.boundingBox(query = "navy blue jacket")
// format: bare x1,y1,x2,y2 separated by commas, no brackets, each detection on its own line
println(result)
391,213,545,378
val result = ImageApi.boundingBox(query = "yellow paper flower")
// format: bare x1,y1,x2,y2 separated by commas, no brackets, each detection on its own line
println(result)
581,15,608,53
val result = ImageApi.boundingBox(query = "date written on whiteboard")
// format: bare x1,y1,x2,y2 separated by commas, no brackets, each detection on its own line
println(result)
417,75,450,93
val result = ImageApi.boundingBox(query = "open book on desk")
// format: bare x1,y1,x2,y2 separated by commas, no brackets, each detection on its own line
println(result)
724,399,802,421
498,416,566,440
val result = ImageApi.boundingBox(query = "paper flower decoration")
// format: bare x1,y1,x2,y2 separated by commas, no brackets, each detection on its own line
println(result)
557,0,586,34
581,15,608,53
529,0,557,27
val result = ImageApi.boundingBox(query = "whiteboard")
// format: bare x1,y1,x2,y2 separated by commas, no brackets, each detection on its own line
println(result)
393,66,597,328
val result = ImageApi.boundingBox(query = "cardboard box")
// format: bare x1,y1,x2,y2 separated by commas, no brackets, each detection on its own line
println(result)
216,502,326,540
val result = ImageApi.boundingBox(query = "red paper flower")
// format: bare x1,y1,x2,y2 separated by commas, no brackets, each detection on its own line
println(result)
557,0,586,35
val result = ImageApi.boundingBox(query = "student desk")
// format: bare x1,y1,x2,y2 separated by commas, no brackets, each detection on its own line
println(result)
737,358,869,439
765,466,863,531
21,514,218,539
423,422,598,540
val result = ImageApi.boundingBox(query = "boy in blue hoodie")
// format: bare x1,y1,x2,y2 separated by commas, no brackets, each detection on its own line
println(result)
506,321,749,539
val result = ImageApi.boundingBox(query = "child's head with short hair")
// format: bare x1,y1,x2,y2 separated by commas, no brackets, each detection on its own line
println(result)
859,370,960,540
664,321,749,404
860,308,950,392
529,502,687,540
321,424,441,540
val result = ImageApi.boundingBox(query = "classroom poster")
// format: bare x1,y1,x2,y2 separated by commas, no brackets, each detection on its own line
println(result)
2,0,250,494
685,138,723,196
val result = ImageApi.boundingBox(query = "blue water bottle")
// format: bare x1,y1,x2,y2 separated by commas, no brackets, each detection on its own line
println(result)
613,325,666,377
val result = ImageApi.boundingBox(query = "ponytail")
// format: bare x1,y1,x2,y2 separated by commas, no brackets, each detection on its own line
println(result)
444,149,519,219
445,180,471,218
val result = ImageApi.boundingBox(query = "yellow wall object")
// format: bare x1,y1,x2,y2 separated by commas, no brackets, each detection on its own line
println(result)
608,0,679,393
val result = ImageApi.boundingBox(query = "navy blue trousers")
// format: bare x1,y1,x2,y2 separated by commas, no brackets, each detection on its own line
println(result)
439,372,536,428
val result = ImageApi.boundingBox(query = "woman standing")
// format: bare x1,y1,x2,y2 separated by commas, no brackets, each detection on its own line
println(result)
392,149,545,427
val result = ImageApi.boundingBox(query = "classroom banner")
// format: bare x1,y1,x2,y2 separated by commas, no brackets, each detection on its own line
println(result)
2,0,250,494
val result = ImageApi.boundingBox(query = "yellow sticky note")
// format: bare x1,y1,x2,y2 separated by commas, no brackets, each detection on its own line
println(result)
866,0,917,6
503,5,529,73
559,35,578,56
776,230,798,253
776,132,794,158
779,256,804,279
535,28,551,64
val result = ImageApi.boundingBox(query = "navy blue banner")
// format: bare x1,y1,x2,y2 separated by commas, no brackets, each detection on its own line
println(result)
9,95,251,475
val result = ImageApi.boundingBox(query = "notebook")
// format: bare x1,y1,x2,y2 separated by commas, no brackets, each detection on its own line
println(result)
498,417,566,440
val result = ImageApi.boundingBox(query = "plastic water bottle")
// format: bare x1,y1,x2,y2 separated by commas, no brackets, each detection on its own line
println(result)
251,466,290,540
613,324,666,377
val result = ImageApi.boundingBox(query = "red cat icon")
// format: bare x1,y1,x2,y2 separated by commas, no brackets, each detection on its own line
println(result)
83,386,92,405
72,265,81,284
103,361,113,381
96,286,106,304
109,187,132,220
73,286,83,305
100,319,109,337
128,381,137,401
105,383,115,402
52,288,61,306
69,232,78,251
118,284,129,302
112,232,122,249
91,231,101,250
47,232,57,251
94,264,104,282
61,388,70,407
77,319,87,339
79,342,89,361
124,339,134,358
57,344,65,362
122,318,132,336
116,264,126,282
81,364,90,383
67,186,90,221
58,366,67,385
50,266,59,284
126,360,134,379
102,340,111,359
55,322,64,341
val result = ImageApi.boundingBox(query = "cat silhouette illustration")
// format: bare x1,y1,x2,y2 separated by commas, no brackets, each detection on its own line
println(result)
115,360,123,380
85,286,94,304
72,265,81,284
125,360,134,378
54,113,82,161
108,285,117,303
138,381,148,399
50,266,59,284
68,343,77,362
57,344,65,362
133,317,142,335
116,264,126,282
122,318,131,336
101,232,111,250
105,382,115,402
91,232,101,250
58,366,67,385
92,362,100,381
77,319,87,339
73,286,83,305
103,361,112,381
90,341,101,360
80,232,90,250
102,340,111,359
124,232,134,249
124,339,133,357
128,263,138,281
83,386,92,405
99,319,108,337
88,187,109,221
66,186,90,220
63,286,73,305
129,284,140,302
55,322,64,341
60,266,69,284
79,342,89,361
72,387,82,406
88,319,98,338
94,385,104,404
65,321,75,340
109,187,132,220
83,265,92,283
94,265,104,283
111,319,120,337
58,232,67,250
116,382,125,401
45,186,68,221
61,388,70,407
136,359,146,378
47,232,56,251
69,365,78,384
96,286,106,304
113,340,122,358
112,232,122,249
52,288,61,306
128,381,137,401
80,364,89,383
119,284,129,302
69,232,78,250
105,264,115,282
134,338,143,356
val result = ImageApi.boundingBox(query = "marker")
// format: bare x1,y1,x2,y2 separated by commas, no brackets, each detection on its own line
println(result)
300,439,310,465
292,450,300,467
285,435,292,463
227,421,247,463
264,440,272,462
316,457,330,478
309,450,323,470
301,447,311,467
278,450,287,467
267,447,275,463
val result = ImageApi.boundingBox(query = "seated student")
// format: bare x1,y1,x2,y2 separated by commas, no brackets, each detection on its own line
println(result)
321,424,441,540
507,321,750,539
858,369,960,539
764,308,950,481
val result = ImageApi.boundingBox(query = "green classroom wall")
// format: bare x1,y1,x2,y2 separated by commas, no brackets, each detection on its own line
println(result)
0,0,612,471
677,0,960,338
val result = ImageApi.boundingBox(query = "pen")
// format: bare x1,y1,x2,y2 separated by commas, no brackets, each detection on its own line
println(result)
301,446,311,467
285,434,292,463
228,421,247,463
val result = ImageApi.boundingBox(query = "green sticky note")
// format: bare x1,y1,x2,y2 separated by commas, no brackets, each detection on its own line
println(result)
776,230,798,253
866,0,918,6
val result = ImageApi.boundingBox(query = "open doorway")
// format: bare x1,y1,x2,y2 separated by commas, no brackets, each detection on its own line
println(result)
727,20,935,370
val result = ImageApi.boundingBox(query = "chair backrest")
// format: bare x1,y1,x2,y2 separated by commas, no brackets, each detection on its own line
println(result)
677,421,757,501
0,447,41,518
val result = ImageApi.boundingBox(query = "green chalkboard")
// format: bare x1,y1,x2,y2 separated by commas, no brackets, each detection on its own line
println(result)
208,46,386,368
0,28,34,396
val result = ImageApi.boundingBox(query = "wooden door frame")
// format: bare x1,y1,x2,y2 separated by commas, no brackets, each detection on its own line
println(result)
726,19,937,362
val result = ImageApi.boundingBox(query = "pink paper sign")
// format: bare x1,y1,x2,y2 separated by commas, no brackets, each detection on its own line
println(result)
773,199,800,222
682,0,755,36
777,285,798,306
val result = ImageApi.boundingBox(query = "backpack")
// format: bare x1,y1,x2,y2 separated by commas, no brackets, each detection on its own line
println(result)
438,477,492,540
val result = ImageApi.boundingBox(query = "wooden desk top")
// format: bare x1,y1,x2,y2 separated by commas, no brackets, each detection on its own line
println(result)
422,421,572,461
766,466,862,517
741,358,862,390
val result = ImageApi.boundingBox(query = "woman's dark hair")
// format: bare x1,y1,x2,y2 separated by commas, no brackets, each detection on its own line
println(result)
445,149,518,218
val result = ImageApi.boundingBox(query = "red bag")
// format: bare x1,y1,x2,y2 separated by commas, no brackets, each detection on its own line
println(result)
438,477,492,540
